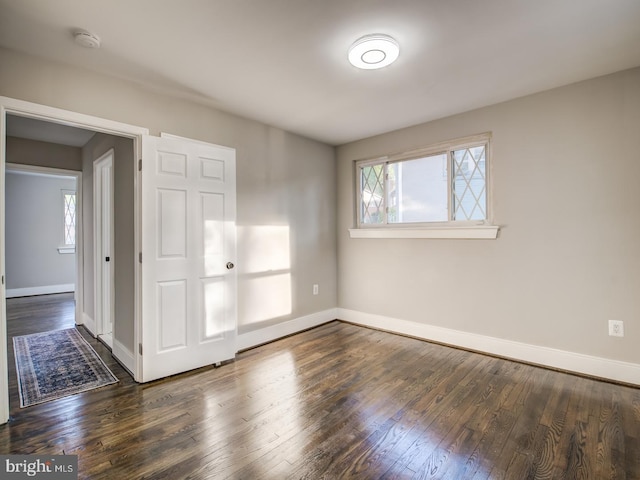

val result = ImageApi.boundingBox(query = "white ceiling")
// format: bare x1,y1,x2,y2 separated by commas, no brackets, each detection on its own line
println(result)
1,0,639,146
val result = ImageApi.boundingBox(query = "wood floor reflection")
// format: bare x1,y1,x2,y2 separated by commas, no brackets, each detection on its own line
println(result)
2,294,639,479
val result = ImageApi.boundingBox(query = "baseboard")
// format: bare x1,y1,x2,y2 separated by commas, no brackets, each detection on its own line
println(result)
81,313,96,337
237,308,338,351
337,308,640,386
113,338,135,377
6,284,75,298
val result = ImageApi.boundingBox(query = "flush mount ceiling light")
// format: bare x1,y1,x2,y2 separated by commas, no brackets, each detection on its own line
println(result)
348,34,399,70
73,30,101,49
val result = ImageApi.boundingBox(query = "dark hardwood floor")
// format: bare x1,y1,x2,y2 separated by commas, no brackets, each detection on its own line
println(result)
1,294,639,479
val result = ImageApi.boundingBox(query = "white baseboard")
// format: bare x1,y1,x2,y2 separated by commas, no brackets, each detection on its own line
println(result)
337,308,640,386
113,338,135,377
237,308,338,351
81,313,96,337
6,283,75,298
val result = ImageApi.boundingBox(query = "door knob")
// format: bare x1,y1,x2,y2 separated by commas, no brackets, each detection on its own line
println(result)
226,262,235,270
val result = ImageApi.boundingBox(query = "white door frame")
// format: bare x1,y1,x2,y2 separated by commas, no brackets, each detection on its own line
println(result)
0,96,149,423
93,149,115,346
4,163,82,317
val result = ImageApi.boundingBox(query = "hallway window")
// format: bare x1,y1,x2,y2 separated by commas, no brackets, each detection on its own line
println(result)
62,190,77,247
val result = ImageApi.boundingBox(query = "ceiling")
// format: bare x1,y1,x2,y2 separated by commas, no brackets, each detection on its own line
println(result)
7,115,96,147
1,0,639,146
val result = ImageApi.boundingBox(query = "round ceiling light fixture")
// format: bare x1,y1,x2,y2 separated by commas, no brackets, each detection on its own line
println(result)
73,30,101,49
348,34,399,70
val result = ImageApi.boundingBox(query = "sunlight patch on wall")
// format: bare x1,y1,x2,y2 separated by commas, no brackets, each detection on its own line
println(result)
241,225,291,273
238,225,292,325
244,273,292,325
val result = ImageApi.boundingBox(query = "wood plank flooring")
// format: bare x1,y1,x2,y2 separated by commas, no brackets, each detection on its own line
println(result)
1,294,639,479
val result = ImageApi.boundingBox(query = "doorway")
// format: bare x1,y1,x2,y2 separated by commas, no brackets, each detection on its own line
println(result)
4,164,81,308
0,97,148,423
0,97,239,423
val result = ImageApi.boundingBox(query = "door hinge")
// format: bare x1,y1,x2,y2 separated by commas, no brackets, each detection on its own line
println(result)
139,343,143,355
138,159,142,171
1,275,3,285
139,252,142,263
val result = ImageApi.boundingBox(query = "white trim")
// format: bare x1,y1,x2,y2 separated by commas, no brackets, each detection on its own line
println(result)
58,247,76,254
6,284,75,298
82,312,96,336
61,188,77,247
349,225,499,239
236,309,338,351
355,132,494,229
337,308,640,386
355,133,493,165
113,337,135,376
5,163,79,178
99,332,113,348
0,97,149,138
0,97,150,423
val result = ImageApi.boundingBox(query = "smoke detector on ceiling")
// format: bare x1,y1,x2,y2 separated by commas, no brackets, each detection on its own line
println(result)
73,30,101,49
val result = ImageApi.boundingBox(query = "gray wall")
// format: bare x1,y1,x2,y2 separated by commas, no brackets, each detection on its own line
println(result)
337,67,640,365
5,171,76,290
0,47,338,336
81,133,135,352
6,136,82,171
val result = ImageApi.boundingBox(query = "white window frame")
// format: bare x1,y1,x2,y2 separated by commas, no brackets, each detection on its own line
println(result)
59,189,77,253
350,132,499,239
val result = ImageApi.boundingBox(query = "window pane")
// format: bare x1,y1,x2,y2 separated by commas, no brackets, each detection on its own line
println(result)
64,193,76,245
452,145,486,221
360,164,385,224
387,154,448,223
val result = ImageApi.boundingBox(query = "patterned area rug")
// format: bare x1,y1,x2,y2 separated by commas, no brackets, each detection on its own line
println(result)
13,328,118,408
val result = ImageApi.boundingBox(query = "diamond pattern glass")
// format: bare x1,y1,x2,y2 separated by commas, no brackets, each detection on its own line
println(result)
360,165,385,224
451,146,486,221
64,193,76,245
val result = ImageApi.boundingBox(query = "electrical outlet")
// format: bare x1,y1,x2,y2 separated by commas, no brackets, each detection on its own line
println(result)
608,320,624,337
313,284,319,295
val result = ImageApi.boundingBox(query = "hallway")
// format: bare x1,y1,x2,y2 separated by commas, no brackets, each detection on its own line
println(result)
4,293,129,417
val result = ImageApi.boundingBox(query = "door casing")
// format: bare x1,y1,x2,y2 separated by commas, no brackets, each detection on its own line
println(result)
0,96,149,423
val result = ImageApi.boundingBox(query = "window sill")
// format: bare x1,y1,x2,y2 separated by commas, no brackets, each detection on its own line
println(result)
58,247,76,254
348,225,500,239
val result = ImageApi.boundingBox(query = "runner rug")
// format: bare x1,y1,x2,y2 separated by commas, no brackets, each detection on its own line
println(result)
13,328,118,408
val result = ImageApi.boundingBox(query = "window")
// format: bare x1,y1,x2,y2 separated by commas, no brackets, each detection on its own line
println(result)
353,133,497,239
62,190,77,247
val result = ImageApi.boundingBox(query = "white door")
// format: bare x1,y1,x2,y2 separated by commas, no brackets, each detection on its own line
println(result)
94,150,114,345
140,135,237,382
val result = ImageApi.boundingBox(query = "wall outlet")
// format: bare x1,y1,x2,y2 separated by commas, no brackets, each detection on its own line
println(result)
608,320,624,337
313,284,319,295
